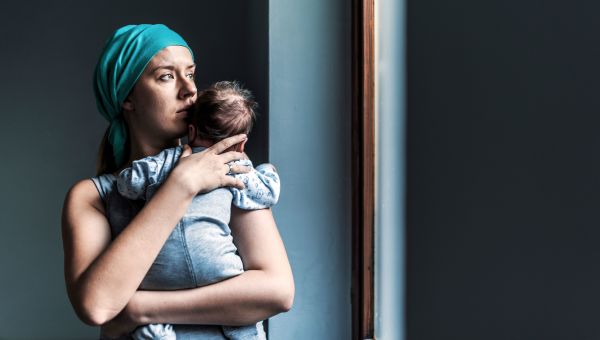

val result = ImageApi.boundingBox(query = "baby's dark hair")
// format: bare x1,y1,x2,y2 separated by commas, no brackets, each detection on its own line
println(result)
189,81,257,142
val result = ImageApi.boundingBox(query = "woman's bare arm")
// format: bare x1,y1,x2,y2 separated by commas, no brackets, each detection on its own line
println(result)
62,135,248,326
63,177,196,326
122,208,295,326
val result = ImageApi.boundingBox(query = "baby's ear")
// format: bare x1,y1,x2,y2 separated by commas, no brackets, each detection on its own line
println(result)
237,139,247,153
187,125,197,143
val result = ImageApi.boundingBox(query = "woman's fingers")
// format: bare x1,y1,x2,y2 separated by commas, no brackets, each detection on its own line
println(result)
222,176,246,190
220,151,247,163
210,134,247,154
173,138,253,194
228,164,251,175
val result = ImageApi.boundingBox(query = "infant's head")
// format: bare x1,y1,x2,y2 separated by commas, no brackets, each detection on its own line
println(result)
187,81,257,152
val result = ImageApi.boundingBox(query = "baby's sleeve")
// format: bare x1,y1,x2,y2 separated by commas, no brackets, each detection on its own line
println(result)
130,323,176,340
230,160,281,210
116,149,171,200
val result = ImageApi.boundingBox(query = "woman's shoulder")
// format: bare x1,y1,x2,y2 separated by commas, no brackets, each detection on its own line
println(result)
64,176,114,214
89,174,117,199
66,179,98,198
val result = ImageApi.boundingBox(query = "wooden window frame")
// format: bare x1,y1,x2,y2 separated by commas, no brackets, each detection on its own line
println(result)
351,0,375,339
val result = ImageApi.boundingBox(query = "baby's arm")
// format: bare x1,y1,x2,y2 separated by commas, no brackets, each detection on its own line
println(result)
230,160,280,210
117,147,181,200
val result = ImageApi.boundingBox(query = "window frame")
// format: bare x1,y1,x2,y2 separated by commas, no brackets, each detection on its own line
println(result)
351,0,375,338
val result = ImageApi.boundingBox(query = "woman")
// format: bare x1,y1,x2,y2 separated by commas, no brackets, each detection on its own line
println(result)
61,24,294,338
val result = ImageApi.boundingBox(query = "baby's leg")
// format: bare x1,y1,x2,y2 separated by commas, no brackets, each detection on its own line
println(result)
131,323,177,340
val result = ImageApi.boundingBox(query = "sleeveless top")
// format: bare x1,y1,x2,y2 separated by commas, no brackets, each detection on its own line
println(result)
90,174,266,339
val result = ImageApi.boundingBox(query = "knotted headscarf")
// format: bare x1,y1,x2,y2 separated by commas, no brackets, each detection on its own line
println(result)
93,24,193,168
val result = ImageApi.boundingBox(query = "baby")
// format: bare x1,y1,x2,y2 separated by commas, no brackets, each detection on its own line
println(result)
117,81,279,340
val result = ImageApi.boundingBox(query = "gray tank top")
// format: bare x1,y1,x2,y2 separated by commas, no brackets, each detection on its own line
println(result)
91,174,260,339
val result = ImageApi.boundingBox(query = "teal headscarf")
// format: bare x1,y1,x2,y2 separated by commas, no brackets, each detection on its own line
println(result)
94,24,193,168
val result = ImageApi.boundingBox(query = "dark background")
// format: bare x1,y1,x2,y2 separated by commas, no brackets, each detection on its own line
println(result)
407,0,600,339
0,1,268,338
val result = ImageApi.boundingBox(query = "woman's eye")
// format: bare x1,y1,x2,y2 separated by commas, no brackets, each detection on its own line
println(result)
186,73,195,79
159,74,174,81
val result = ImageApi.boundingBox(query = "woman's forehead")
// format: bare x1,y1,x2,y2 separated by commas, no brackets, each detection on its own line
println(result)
148,46,194,68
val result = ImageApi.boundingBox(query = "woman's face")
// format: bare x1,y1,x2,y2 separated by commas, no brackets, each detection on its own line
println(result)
124,45,197,146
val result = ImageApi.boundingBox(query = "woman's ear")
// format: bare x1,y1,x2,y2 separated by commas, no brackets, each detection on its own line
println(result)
188,124,197,144
122,96,134,111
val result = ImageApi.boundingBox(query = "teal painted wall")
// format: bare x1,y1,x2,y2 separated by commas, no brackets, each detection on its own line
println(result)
268,0,352,338
376,0,405,338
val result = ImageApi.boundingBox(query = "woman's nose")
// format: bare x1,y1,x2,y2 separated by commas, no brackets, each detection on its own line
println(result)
179,78,197,99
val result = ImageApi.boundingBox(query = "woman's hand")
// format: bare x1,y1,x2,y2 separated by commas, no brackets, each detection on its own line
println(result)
171,134,251,196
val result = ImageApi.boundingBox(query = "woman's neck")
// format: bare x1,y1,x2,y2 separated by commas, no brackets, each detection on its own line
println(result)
127,137,179,165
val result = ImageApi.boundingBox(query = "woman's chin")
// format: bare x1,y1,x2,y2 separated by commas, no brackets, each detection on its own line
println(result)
171,121,189,136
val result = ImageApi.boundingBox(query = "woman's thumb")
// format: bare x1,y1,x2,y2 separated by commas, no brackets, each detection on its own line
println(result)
180,144,192,158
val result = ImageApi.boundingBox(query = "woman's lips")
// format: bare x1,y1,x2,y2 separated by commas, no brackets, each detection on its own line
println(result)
176,109,189,118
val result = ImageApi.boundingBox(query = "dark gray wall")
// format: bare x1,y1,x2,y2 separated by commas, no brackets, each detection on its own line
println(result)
0,1,267,338
408,0,600,339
